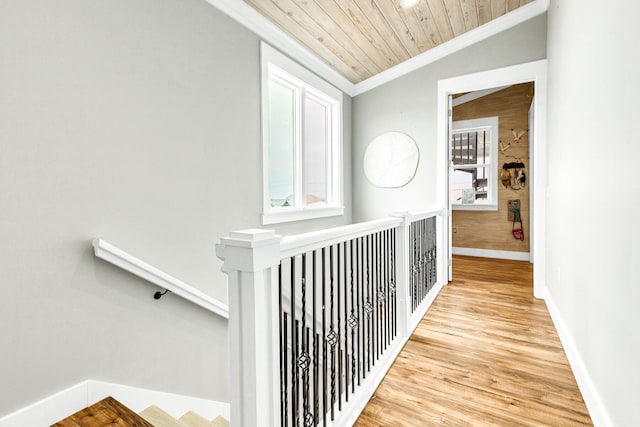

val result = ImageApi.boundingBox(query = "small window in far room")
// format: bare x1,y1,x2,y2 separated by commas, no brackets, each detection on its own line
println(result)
261,43,343,225
451,117,499,210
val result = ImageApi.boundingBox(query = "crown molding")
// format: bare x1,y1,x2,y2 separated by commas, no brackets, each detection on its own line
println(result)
204,0,357,96
205,0,549,98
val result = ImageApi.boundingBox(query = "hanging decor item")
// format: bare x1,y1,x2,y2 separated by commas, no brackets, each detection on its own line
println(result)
510,202,525,241
507,199,521,221
500,168,512,189
511,128,528,143
499,140,512,153
501,159,526,190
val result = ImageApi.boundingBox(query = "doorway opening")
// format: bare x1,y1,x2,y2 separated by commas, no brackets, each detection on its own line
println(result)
450,83,534,261
436,60,547,299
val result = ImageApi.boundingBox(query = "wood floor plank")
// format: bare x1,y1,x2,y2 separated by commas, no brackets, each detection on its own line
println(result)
354,256,592,426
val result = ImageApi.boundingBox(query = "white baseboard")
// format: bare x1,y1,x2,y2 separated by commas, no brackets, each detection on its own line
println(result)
0,381,229,427
0,382,89,427
544,290,613,427
452,246,531,261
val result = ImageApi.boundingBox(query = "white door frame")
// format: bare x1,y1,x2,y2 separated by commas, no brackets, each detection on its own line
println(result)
436,60,548,299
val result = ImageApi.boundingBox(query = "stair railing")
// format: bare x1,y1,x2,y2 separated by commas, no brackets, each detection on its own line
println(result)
216,210,444,427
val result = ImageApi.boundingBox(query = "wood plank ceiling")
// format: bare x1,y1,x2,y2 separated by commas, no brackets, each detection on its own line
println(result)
243,0,534,83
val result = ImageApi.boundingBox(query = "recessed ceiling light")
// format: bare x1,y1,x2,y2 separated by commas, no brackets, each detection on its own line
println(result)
401,0,419,8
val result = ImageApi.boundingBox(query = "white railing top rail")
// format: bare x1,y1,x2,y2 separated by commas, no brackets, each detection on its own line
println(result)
279,210,444,259
280,217,402,259
93,238,229,319
407,208,444,222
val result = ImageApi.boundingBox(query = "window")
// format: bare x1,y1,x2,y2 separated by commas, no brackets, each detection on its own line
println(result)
451,117,498,210
261,43,343,224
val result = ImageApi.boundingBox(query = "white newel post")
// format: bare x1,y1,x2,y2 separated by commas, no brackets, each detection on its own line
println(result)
391,212,412,339
216,229,282,427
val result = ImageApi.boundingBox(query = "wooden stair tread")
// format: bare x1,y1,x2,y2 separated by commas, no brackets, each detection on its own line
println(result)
138,405,186,427
179,411,214,427
211,416,230,427
51,396,153,427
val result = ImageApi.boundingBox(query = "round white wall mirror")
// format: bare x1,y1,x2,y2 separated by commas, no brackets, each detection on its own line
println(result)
364,132,419,188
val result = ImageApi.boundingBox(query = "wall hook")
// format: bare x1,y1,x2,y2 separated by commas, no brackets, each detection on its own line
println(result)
154,289,170,300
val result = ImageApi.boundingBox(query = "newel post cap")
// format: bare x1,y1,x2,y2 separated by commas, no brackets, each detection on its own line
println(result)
390,211,412,225
216,229,282,273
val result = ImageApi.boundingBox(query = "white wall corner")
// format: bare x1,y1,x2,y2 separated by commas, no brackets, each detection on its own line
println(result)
544,293,614,427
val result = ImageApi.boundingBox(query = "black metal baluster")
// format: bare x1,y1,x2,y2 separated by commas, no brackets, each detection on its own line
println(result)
312,251,318,427
378,231,384,353
427,218,432,294
278,264,283,427
422,220,426,304
362,236,367,376
370,233,377,363
329,246,336,420
284,311,289,427
356,237,362,386
291,257,298,427
416,221,420,309
424,219,429,298
371,233,376,362
373,233,382,360
291,319,302,427
349,239,356,395
365,235,373,372
432,217,437,290
321,248,327,427
420,219,425,300
383,229,389,349
409,222,417,313
391,228,397,338
343,241,350,402
301,254,312,427
376,231,381,359
336,243,342,411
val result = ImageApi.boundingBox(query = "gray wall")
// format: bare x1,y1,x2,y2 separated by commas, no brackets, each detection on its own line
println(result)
352,14,547,221
546,1,640,424
0,0,352,416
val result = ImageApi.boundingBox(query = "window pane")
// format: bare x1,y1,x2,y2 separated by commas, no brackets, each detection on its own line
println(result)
451,166,489,203
452,130,490,165
268,80,295,208
304,97,328,206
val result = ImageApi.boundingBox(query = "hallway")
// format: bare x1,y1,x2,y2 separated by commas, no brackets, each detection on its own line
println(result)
355,256,592,426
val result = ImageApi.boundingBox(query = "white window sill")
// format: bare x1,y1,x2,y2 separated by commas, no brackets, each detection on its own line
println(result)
262,206,345,225
452,203,498,211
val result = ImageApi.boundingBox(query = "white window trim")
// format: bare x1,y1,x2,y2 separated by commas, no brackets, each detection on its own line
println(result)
451,116,499,211
261,42,344,225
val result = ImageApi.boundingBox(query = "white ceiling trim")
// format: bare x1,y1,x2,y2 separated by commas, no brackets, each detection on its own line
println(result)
204,0,357,96
352,0,549,96
205,0,549,98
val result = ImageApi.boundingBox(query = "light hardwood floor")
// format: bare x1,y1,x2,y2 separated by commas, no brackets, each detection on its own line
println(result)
355,255,592,426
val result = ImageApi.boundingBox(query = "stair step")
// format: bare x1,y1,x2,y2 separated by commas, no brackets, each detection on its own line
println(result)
211,416,230,427
51,396,153,427
138,405,186,427
179,411,215,427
